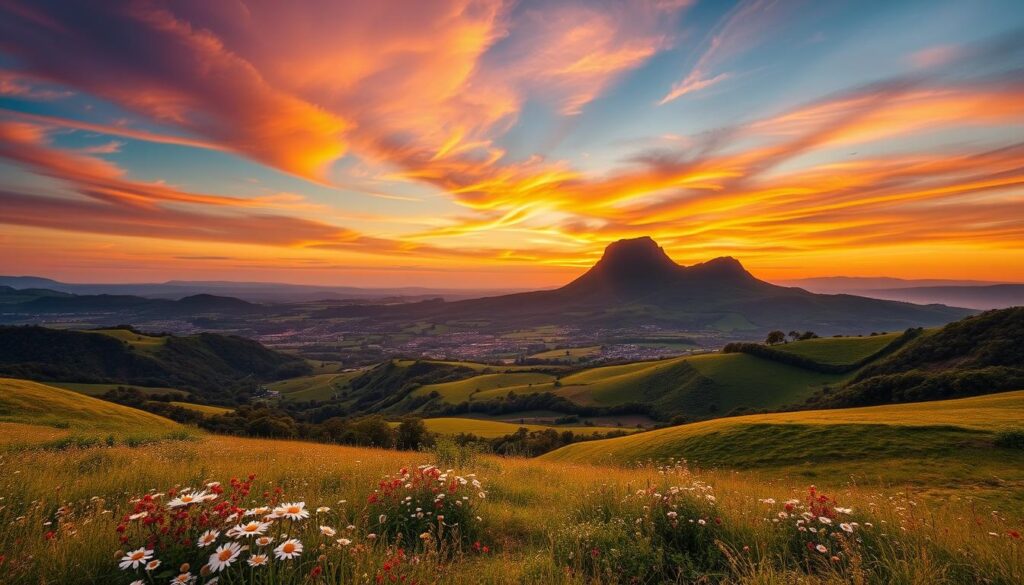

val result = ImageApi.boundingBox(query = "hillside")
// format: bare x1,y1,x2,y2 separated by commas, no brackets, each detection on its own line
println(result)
0,378,180,434
315,237,971,335
806,307,1024,407
0,326,311,402
542,391,1024,482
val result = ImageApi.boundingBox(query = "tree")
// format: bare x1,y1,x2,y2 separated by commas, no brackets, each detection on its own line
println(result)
798,331,819,340
765,330,786,345
788,330,800,342
395,417,434,451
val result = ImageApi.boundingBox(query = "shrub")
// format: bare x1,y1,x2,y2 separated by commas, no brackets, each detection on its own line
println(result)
995,430,1024,449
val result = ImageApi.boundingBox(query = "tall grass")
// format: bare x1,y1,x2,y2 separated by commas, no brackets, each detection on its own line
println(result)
0,431,1020,584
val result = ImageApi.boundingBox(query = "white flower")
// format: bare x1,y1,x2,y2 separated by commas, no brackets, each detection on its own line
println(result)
316,506,331,513
145,559,161,571
129,512,148,521
130,581,144,585
229,521,271,538
247,553,269,567
197,529,219,548
170,573,195,585
815,544,828,554
255,536,273,547
274,538,303,560
378,514,387,524
167,490,208,508
208,542,243,572
840,523,854,533
320,525,337,537
337,538,352,546
697,519,707,526
119,548,154,570
818,516,832,524
274,502,309,521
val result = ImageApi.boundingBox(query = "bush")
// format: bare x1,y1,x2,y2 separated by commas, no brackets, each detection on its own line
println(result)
995,430,1024,449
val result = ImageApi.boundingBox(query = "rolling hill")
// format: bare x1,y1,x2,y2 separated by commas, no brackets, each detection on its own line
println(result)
0,326,311,402
315,237,971,335
0,377,180,435
542,391,1024,481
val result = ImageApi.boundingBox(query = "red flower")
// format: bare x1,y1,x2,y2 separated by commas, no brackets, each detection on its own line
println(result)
1009,530,1021,540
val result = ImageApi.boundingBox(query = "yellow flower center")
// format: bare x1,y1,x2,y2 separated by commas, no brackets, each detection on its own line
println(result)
131,552,145,560
287,506,299,514
182,495,193,502
283,543,295,553
218,550,232,561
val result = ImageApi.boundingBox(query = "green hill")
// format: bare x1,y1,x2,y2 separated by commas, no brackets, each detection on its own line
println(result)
542,391,1024,485
0,377,180,435
388,417,629,438
0,326,311,403
773,332,900,365
267,372,362,402
806,307,1024,408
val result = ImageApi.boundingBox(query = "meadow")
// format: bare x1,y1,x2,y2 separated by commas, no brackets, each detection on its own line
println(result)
2,378,1022,584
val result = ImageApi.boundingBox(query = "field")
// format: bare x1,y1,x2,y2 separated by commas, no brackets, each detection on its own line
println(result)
414,372,555,402
86,328,168,352
528,346,601,361
167,401,232,416
266,372,361,401
0,378,180,435
544,391,1024,495
2,414,1022,583
48,381,181,397
773,333,899,365
389,417,631,438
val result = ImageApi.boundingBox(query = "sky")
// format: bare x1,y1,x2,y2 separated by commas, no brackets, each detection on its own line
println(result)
0,0,1022,288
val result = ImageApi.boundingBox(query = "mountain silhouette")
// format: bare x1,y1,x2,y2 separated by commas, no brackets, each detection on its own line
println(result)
318,237,973,334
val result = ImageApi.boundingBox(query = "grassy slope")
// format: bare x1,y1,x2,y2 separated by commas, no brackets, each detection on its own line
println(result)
267,372,361,401
543,391,1024,482
166,401,232,416
87,328,167,352
48,381,180,396
0,377,180,434
773,333,899,365
414,372,555,402
390,417,627,438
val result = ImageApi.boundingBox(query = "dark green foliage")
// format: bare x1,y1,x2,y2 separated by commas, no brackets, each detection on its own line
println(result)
995,430,1024,449
765,330,786,345
0,326,310,403
395,417,434,450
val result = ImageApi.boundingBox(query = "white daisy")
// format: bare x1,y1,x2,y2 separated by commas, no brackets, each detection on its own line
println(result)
167,491,208,509
320,525,337,537
274,502,309,521
207,541,243,572
336,538,352,546
145,559,161,571
229,521,271,538
247,553,269,567
255,535,274,546
197,529,219,548
170,572,195,585
274,538,303,560
119,548,154,570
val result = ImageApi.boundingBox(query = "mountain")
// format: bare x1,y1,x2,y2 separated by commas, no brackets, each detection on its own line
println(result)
0,275,518,302
0,326,311,402
317,237,972,335
0,287,263,318
854,284,1024,311
777,276,1023,310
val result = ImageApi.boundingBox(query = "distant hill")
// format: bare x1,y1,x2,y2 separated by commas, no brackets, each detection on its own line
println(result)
317,237,972,335
1,287,262,316
0,275,516,302
0,326,311,403
778,276,1022,310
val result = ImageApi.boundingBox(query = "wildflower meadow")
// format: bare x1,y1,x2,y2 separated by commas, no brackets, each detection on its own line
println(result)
1,434,1021,584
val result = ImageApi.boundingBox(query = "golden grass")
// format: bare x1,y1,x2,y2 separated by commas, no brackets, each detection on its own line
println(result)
0,378,180,435
1,433,1021,583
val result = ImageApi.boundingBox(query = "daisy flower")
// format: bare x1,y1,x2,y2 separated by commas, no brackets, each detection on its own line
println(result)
336,538,352,546
130,581,144,585
818,516,832,524
229,521,271,538
815,544,828,554
247,553,269,567
316,506,331,513
320,525,337,537
255,536,274,546
119,548,154,570
208,542,243,573
170,572,195,585
274,502,309,521
274,538,303,560
129,512,148,521
197,529,219,548
145,559,161,571
840,523,854,533
167,491,207,508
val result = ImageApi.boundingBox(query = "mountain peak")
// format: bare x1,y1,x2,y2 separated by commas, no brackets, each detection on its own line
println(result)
593,237,680,277
686,256,755,281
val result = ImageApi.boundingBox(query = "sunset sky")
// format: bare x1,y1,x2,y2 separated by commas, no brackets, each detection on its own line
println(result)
0,0,1022,288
